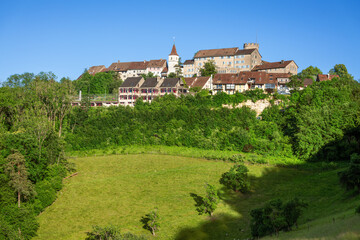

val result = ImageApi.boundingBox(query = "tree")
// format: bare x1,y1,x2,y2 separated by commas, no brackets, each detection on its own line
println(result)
219,164,250,193
250,198,307,238
329,64,352,79
298,66,323,80
191,183,219,216
167,72,177,78
5,152,35,207
200,60,217,76
175,58,183,77
141,72,155,80
286,75,304,90
339,153,360,193
141,208,160,236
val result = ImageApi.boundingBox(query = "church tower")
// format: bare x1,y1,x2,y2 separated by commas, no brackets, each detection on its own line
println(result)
168,44,179,75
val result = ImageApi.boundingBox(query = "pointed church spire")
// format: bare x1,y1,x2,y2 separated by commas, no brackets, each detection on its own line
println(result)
169,44,178,56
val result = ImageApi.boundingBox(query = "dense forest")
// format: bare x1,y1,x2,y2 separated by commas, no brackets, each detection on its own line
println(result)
0,65,359,239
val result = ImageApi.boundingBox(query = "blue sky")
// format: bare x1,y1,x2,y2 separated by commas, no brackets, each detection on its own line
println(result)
0,0,359,82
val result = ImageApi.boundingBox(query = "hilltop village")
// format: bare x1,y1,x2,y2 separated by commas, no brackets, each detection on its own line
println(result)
80,43,335,106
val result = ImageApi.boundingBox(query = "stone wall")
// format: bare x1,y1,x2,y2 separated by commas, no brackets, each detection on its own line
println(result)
223,99,281,116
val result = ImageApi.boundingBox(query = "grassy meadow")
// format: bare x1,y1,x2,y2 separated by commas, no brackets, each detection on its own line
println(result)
34,154,360,240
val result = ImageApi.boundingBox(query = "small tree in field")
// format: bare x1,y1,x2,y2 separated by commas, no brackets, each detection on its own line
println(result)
5,152,35,207
192,184,219,216
219,164,250,193
338,153,360,194
141,208,160,236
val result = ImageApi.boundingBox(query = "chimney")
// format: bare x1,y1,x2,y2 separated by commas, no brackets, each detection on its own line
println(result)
118,60,120,63
281,60,284,64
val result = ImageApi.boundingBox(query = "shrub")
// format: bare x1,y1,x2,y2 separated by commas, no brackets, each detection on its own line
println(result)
338,153,360,193
141,209,160,236
34,180,57,211
219,164,250,193
250,198,307,238
191,184,219,216
85,225,121,240
356,204,360,214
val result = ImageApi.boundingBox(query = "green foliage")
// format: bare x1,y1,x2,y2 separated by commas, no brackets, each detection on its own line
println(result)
141,72,155,80
329,64,353,79
338,153,360,193
0,205,39,240
219,164,250,193
356,204,360,214
141,209,160,236
250,198,307,238
298,66,323,80
75,71,122,94
192,184,219,216
286,75,304,89
200,60,217,76
5,152,35,207
167,72,177,78
85,225,121,240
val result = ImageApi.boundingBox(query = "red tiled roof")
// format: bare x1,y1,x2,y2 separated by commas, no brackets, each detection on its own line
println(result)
194,47,239,58
184,76,211,88
234,48,256,55
183,59,194,65
161,67,168,73
317,74,339,82
303,78,314,87
170,44,178,56
147,59,166,68
252,60,294,71
192,76,210,88
213,72,277,85
184,77,196,86
88,65,106,75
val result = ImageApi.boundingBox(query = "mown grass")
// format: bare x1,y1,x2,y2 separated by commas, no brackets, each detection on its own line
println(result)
34,154,360,240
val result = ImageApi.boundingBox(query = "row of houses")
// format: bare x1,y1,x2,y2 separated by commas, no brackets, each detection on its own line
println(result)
72,72,336,107
82,43,298,80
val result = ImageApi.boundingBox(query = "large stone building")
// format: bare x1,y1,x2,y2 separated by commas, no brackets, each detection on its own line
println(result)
105,59,167,79
183,43,262,77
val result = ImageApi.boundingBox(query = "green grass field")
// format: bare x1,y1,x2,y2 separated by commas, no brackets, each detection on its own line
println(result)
34,154,360,240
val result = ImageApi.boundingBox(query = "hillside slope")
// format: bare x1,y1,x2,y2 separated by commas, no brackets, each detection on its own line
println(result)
34,154,360,240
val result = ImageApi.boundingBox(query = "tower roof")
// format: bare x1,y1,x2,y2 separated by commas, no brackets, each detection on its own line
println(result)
169,44,178,56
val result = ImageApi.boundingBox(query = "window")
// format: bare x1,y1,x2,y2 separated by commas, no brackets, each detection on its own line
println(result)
226,84,235,89
265,84,275,89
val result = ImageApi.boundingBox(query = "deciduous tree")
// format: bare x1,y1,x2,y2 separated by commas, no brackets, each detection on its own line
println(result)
5,152,35,207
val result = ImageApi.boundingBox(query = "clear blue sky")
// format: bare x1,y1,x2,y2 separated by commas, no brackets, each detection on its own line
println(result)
0,0,359,82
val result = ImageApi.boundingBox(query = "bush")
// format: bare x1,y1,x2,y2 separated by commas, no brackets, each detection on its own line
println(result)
191,184,219,216
250,198,307,238
34,180,57,212
219,164,250,193
0,205,39,240
85,225,121,240
141,209,160,236
356,204,360,214
338,153,360,193
85,225,147,240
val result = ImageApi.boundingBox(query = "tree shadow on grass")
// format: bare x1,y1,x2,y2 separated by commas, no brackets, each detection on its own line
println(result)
174,162,360,240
